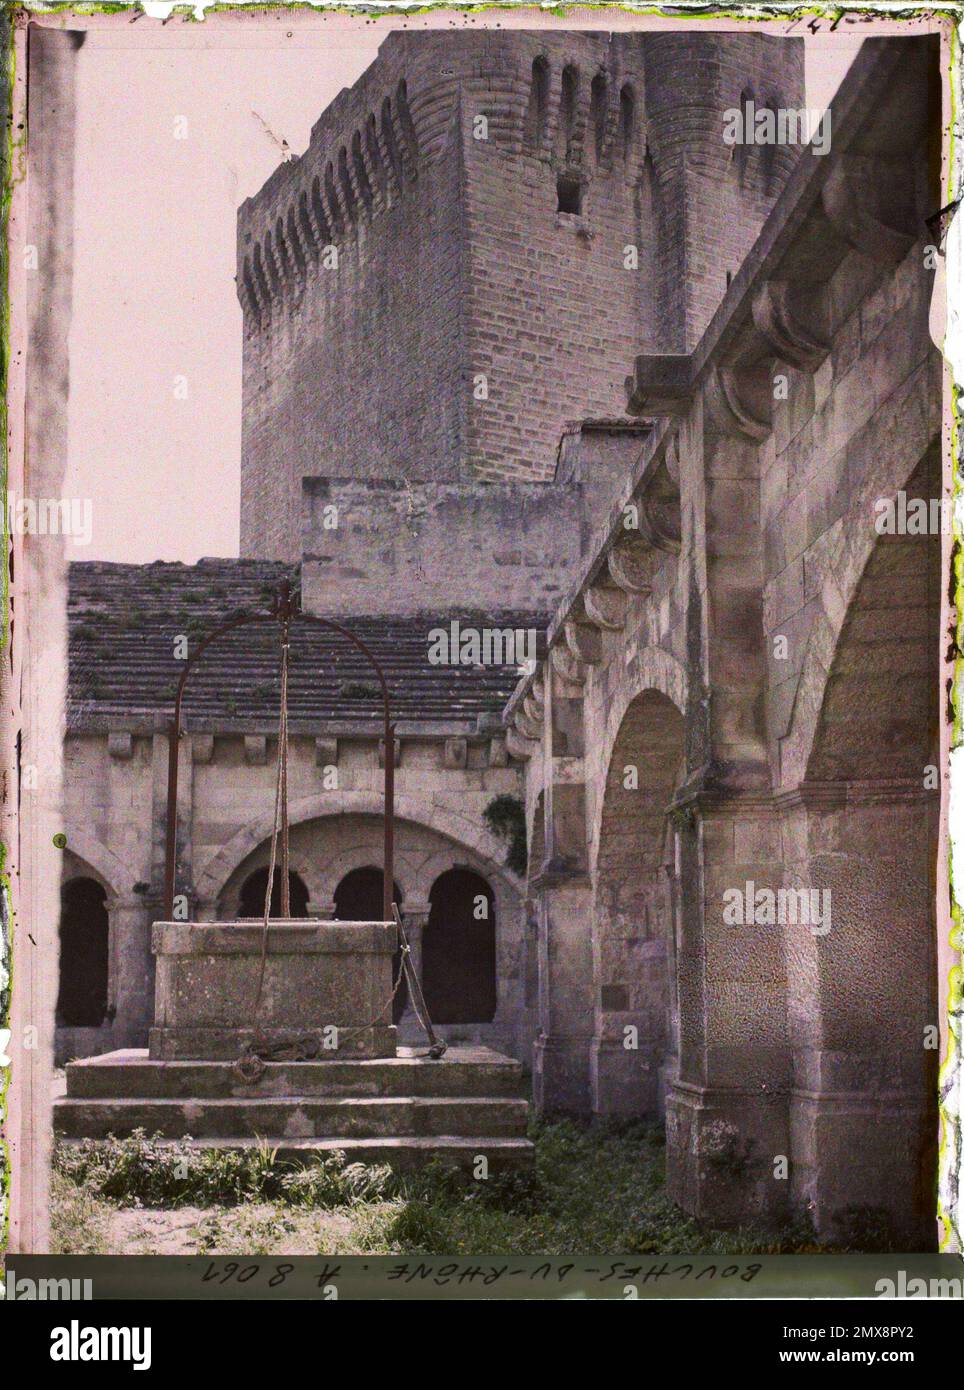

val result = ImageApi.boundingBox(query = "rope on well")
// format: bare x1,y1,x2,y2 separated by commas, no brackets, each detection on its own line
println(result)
233,599,446,1084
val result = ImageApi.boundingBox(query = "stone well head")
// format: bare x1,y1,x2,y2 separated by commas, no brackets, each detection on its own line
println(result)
148,919,398,1061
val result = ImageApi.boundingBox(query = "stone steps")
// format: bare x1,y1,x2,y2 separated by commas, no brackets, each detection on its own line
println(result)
55,1094,529,1141
55,1046,534,1171
63,1047,523,1100
55,1133,535,1172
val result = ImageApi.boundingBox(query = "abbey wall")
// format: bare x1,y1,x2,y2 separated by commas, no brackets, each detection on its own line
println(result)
56,28,948,1249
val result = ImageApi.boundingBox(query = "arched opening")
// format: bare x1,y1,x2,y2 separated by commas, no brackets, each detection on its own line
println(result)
285,206,306,275
238,867,310,919
619,84,635,159
252,243,270,302
324,162,344,236
298,189,317,254
591,689,685,1116
352,130,374,213
589,71,608,161
262,231,280,294
242,256,260,317
365,112,385,190
396,80,419,168
524,55,550,149
556,174,582,215
338,147,357,225
310,175,331,243
274,217,291,278
381,97,404,190
555,64,579,163
423,869,496,1025
333,867,407,1023
793,444,941,1248
57,877,109,1028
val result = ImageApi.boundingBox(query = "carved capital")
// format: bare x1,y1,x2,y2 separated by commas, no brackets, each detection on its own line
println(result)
191,734,215,765
625,353,693,416
244,735,267,766
314,737,338,767
705,364,770,441
564,615,603,666
583,579,628,630
636,457,682,553
443,736,468,770
523,691,544,724
751,280,828,372
607,537,656,595
514,708,543,741
525,676,545,716
549,644,586,686
378,737,401,769
506,725,540,761
488,735,509,767
821,154,919,267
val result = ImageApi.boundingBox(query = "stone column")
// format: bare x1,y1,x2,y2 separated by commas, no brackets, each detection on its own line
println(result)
666,796,791,1226
531,864,593,1114
784,786,939,1247
109,894,155,1048
386,904,428,1043
665,384,791,1227
528,662,594,1114
400,903,430,983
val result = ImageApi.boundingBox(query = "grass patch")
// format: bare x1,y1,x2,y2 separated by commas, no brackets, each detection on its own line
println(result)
54,1130,395,1210
50,1170,114,1255
52,1119,836,1256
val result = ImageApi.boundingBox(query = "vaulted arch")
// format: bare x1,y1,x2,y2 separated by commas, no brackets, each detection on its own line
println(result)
785,444,941,1246
57,877,109,1029
195,789,521,906
590,687,685,1116
423,868,496,1025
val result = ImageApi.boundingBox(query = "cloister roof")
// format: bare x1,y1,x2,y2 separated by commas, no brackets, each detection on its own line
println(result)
67,560,546,734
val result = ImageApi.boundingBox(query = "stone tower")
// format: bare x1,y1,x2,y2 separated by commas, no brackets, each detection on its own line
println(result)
237,30,804,561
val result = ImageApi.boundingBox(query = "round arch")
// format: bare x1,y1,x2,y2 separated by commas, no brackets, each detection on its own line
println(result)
237,866,310,919
59,832,129,902
57,876,109,1028
590,686,686,1118
781,444,941,1246
194,790,522,907
333,867,407,1022
780,436,941,786
422,868,497,1024
589,649,687,859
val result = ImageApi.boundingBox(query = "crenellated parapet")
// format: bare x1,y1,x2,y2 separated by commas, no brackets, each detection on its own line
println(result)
236,32,655,324
237,67,424,323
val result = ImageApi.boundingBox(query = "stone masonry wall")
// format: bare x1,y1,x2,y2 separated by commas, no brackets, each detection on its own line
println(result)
238,31,804,556
58,725,529,1060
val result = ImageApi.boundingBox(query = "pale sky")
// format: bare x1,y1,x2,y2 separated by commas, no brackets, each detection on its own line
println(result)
58,15,862,563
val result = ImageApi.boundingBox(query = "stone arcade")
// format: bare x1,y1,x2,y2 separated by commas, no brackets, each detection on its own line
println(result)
54,31,946,1243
